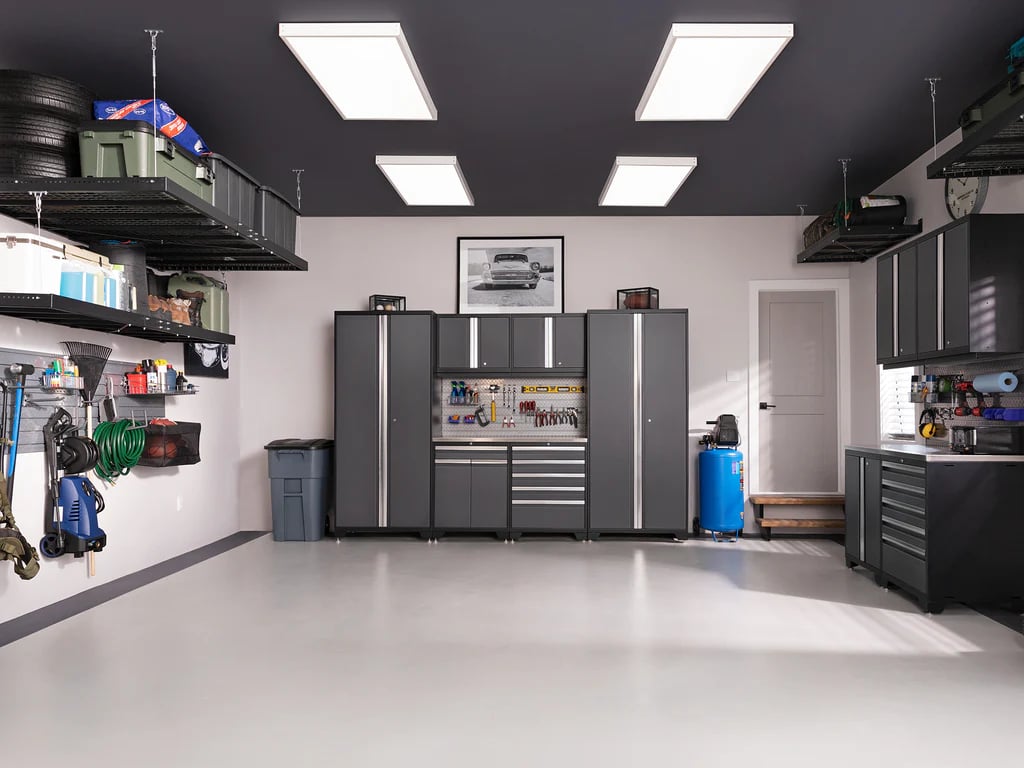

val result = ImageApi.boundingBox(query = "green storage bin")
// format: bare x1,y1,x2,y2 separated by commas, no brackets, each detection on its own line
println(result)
167,272,229,332
78,120,213,204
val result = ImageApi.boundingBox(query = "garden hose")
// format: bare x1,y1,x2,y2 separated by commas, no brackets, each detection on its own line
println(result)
92,420,146,482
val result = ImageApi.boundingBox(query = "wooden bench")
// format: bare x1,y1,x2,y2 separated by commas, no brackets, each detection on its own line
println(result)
749,493,845,540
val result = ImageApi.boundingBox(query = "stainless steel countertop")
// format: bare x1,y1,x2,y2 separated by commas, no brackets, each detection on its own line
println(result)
846,443,1024,462
433,437,588,444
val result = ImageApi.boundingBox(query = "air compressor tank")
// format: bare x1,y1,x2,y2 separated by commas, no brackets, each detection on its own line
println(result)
698,448,744,539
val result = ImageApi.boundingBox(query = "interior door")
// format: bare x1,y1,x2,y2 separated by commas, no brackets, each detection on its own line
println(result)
334,314,379,528
758,291,839,493
641,312,688,531
587,312,634,529
387,314,432,529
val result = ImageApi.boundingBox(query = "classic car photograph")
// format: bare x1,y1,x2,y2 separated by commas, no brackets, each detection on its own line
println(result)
457,236,564,314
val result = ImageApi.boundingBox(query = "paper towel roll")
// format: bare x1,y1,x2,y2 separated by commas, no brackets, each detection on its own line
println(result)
973,372,1019,393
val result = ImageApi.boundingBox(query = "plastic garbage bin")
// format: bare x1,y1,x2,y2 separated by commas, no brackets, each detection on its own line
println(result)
265,439,333,541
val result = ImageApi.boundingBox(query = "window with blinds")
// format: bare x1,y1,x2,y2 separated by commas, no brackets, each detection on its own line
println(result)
880,366,916,440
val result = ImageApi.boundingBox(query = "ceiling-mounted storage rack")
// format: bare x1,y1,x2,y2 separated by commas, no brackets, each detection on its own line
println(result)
796,221,923,263
0,293,235,344
926,72,1024,179
0,177,306,271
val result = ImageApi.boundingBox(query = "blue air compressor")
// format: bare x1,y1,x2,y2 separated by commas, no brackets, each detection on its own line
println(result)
697,414,744,541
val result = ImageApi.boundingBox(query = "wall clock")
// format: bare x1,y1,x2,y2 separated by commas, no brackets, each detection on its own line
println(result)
945,176,989,219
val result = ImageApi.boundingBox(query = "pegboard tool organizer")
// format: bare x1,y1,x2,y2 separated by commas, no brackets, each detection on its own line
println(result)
437,376,586,439
922,356,1024,428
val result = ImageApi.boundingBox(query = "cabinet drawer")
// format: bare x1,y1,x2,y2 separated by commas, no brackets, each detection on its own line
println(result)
512,488,586,503
881,507,926,540
435,445,509,462
511,445,586,462
881,460,925,479
510,501,586,530
511,473,586,489
880,491,926,518
881,473,926,497
882,542,927,593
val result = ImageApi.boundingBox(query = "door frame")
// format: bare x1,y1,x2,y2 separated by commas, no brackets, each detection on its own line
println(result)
747,279,851,494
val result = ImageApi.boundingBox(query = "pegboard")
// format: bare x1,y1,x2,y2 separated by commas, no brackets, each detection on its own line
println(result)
436,376,586,439
1,345,165,454
922,356,1024,429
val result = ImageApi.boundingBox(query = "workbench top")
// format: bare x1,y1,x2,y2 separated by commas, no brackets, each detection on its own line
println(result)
846,443,1024,462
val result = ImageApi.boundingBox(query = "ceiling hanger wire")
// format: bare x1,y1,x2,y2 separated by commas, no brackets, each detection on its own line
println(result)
926,77,941,161
292,169,304,211
145,29,163,178
29,190,47,243
838,159,851,227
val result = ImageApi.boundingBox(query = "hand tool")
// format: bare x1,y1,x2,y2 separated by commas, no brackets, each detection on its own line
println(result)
463,414,475,424
475,404,490,427
488,384,499,424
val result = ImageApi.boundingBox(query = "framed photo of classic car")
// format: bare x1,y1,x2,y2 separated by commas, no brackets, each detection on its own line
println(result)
457,236,564,315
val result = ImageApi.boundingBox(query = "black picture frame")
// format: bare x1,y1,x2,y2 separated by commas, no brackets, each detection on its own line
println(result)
183,342,229,379
456,236,564,314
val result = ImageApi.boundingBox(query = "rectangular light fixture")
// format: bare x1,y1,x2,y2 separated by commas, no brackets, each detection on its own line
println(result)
599,157,697,207
636,23,794,121
278,22,437,120
376,156,474,206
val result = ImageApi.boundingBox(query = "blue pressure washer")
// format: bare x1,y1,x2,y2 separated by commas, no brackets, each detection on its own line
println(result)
39,408,105,559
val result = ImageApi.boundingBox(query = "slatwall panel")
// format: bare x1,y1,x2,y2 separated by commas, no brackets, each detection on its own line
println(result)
436,376,586,439
922,356,1024,429
1,345,165,454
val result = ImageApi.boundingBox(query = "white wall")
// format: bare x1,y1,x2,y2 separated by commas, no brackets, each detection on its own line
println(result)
848,130,1024,440
0,214,241,622
232,216,850,532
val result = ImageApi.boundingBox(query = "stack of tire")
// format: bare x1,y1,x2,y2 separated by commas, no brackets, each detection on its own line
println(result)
0,70,94,179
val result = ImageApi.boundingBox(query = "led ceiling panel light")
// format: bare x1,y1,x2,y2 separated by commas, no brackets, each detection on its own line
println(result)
376,156,474,206
599,157,697,207
636,23,794,121
279,22,437,120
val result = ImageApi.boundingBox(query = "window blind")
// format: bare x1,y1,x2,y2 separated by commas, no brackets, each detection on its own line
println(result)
880,366,915,440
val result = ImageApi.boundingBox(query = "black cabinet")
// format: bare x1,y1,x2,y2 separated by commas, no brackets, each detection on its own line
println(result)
433,445,509,535
846,448,1024,613
334,312,434,534
510,314,586,373
509,444,587,536
436,316,510,371
845,450,881,571
877,215,1024,365
588,310,688,536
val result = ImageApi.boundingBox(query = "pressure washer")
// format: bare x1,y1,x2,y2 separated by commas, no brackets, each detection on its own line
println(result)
38,407,106,559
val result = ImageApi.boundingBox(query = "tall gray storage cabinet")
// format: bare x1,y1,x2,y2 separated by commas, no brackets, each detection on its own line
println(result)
587,310,689,538
334,311,434,536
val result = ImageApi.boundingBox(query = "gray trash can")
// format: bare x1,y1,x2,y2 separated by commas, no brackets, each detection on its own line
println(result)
265,439,333,541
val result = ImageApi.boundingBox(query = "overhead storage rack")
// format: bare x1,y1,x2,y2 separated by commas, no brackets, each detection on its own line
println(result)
0,177,306,271
796,222,923,263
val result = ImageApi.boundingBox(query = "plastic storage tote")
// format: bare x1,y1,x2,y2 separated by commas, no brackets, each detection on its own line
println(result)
265,439,333,542
78,120,213,203
256,186,298,252
206,153,258,232
0,233,64,293
167,272,229,332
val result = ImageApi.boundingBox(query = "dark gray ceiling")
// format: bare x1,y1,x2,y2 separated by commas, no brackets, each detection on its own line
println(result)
2,1,1022,216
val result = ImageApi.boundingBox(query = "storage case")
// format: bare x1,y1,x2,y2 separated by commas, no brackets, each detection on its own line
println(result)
138,421,201,467
617,287,659,310
78,120,213,204
205,153,258,232
1,233,65,293
256,185,298,252
369,294,406,311
167,272,229,332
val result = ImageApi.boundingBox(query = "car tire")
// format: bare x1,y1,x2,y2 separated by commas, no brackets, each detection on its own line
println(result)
0,146,73,177
529,283,538,289
0,70,95,118
0,111,80,151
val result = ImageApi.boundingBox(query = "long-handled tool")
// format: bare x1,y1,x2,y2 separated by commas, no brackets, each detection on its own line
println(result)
4,363,35,501
0,378,41,579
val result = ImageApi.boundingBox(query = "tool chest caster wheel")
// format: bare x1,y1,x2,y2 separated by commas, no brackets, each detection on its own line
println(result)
39,533,64,559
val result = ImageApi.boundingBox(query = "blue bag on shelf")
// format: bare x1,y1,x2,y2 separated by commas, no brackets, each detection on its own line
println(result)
93,99,210,155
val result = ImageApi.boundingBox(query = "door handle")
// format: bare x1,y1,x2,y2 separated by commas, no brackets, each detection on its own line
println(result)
759,402,777,410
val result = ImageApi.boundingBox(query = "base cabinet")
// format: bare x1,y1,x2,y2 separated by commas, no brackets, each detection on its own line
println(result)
433,445,509,535
510,444,587,537
845,448,1024,612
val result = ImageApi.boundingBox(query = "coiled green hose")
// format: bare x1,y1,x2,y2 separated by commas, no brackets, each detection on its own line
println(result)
93,420,146,482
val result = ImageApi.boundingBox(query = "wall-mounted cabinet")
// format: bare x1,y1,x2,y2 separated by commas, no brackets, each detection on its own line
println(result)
511,314,585,372
876,214,1024,366
436,316,510,371
436,313,585,374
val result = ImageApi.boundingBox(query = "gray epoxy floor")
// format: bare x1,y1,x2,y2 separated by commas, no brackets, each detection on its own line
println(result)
3,536,1022,767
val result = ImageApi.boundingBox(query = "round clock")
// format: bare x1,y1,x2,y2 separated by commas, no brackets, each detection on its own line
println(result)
945,176,989,219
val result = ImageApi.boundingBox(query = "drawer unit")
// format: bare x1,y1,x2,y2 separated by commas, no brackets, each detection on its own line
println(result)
510,444,587,535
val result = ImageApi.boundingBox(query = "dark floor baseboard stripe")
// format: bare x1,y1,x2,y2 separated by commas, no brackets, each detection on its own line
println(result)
969,604,1024,635
0,530,267,648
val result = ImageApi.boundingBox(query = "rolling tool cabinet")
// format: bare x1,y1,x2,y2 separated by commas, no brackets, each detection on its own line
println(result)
845,447,1024,612
587,310,689,538
333,311,434,536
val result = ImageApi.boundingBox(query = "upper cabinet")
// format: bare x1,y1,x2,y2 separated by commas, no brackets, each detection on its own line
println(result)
511,314,585,373
876,215,1024,365
436,316,510,371
437,314,585,374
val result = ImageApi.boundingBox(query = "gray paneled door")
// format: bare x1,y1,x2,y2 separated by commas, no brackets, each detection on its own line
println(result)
388,313,433,529
757,291,838,492
335,314,380,529
641,311,688,530
587,313,634,530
